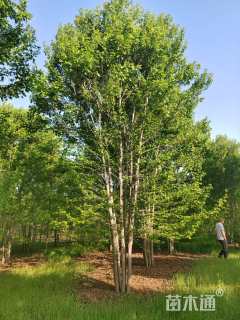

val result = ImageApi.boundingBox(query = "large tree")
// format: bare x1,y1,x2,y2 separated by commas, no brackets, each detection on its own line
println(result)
32,0,211,292
0,0,38,99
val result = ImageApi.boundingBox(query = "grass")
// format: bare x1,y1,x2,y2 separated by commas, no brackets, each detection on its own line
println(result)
0,252,240,320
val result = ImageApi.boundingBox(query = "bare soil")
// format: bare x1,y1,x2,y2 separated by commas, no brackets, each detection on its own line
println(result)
0,254,44,272
76,252,207,302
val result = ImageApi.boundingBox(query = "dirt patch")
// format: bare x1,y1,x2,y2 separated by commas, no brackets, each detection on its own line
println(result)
76,252,207,302
0,254,44,272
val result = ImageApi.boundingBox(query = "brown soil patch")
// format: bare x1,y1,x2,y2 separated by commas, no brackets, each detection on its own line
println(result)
76,252,207,302
0,254,44,272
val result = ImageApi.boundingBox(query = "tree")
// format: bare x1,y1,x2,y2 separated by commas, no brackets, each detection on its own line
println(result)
0,103,105,262
0,104,66,262
0,103,28,262
17,132,104,248
32,0,211,292
0,0,38,99
203,136,240,241
139,118,212,264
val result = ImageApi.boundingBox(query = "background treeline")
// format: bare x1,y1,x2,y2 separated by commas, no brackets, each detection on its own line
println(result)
1,0,240,293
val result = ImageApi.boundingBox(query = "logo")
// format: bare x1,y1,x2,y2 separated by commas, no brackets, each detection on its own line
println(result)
166,291,224,312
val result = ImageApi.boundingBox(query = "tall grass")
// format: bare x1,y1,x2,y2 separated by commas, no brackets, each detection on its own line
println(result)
0,253,240,319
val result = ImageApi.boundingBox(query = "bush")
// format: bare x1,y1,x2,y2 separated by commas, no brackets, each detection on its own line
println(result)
44,244,90,261
12,242,47,256
176,235,219,254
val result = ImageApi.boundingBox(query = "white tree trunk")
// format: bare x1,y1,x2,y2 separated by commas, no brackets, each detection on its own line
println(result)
119,138,126,292
2,228,12,265
169,239,175,255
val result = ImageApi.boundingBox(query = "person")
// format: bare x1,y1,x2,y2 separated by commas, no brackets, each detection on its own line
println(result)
215,218,228,258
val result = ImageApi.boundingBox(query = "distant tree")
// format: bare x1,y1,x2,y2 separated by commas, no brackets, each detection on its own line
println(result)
0,105,69,262
203,135,240,241
17,133,104,248
139,118,220,264
0,0,38,99
0,103,27,263
0,104,105,262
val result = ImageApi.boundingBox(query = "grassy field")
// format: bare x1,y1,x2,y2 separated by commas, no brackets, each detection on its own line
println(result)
0,253,240,320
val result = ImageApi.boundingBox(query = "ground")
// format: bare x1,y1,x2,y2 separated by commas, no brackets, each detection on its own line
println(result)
77,252,207,301
0,251,207,302
0,251,239,319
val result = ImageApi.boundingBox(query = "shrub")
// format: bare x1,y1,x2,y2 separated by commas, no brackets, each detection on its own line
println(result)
44,244,91,261
176,235,219,254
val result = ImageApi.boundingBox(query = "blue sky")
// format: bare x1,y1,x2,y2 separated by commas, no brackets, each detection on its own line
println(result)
12,0,240,140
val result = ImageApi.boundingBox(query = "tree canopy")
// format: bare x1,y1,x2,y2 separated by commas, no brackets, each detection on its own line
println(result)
0,0,38,99
32,0,214,292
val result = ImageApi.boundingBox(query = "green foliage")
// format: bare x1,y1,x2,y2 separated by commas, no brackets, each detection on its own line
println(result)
31,0,214,277
0,0,38,99
12,241,46,256
203,135,240,240
0,104,108,260
44,244,91,261
0,104,28,233
175,235,219,254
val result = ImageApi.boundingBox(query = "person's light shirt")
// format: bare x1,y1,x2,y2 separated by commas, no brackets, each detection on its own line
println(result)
216,222,225,241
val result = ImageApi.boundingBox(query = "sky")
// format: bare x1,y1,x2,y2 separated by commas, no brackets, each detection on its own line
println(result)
11,0,240,140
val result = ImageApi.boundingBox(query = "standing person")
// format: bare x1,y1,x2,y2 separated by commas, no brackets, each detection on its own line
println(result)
215,218,228,259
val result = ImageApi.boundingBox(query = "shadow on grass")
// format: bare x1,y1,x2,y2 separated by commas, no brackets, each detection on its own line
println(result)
0,254,240,320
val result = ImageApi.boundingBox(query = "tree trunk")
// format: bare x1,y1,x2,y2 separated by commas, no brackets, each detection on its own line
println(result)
6,234,12,263
27,224,32,242
143,204,154,268
1,242,5,265
169,239,175,255
2,228,12,265
143,237,154,268
32,225,37,243
127,216,134,292
100,106,144,293
103,161,121,293
119,137,126,292
45,226,49,250
127,130,143,291
54,230,60,246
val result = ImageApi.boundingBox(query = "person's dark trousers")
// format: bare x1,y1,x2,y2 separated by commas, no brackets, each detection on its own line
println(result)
218,240,228,258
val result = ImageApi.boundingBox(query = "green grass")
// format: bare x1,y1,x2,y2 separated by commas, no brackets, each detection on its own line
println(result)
0,252,240,320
